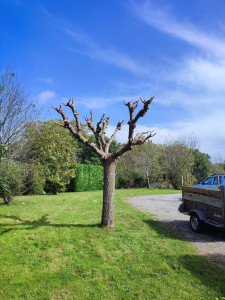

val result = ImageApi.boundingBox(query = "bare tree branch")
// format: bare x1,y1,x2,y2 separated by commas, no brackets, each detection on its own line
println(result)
125,97,154,140
133,97,154,124
105,120,123,153
63,98,82,132
52,105,106,158
123,99,140,140
53,97,155,160
96,113,105,134
0,67,38,151
112,97,155,158
96,113,106,151
123,100,139,122
84,110,97,135
102,117,110,134
133,130,156,145
98,116,110,151
84,111,110,151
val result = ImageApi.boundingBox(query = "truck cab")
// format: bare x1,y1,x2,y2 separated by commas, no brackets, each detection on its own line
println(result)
193,174,225,190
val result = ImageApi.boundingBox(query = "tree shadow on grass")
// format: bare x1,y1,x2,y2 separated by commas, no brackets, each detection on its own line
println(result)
144,218,225,295
0,214,100,236
144,218,225,266
144,218,225,243
178,254,225,294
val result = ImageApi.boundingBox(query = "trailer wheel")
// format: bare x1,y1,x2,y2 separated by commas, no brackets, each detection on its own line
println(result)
190,214,204,233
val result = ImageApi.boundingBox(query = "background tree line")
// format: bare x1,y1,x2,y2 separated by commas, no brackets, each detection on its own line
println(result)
0,68,224,203
2,117,223,201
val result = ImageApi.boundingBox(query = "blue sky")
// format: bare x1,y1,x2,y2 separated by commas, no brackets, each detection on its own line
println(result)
1,0,225,161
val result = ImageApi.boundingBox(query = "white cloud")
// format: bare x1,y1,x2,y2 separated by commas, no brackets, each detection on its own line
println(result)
106,106,225,161
170,111,225,157
156,112,225,160
34,90,57,104
131,1,225,57
38,77,54,85
130,1,225,106
175,57,225,93
65,28,149,75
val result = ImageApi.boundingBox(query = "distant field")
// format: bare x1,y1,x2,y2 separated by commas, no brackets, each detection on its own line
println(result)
0,188,225,299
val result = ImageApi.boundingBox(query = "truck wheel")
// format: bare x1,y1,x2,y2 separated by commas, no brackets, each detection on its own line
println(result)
190,214,204,233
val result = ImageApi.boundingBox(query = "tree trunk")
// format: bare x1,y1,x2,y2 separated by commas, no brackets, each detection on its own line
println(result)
101,158,118,228
3,196,11,205
146,170,151,189
147,176,151,189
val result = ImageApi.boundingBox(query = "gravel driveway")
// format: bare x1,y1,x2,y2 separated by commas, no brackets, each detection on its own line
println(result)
128,194,225,267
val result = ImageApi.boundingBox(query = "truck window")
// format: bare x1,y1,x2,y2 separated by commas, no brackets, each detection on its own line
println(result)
213,176,222,185
203,177,213,185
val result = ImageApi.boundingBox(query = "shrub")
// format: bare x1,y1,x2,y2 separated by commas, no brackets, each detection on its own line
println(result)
158,181,173,189
74,164,104,192
0,160,23,204
24,120,77,195
22,164,45,195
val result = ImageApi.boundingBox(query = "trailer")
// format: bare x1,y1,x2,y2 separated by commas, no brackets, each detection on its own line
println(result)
178,186,225,232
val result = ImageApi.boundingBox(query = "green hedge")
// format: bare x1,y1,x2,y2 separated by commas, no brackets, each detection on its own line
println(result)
74,164,104,192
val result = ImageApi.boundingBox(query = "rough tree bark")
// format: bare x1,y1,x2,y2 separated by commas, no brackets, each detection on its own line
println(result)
146,170,151,189
101,158,118,228
53,97,155,228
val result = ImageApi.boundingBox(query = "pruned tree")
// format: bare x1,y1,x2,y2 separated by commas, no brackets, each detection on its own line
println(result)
53,97,155,228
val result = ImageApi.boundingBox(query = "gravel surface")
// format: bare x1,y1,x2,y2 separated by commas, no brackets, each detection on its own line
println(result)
128,194,225,267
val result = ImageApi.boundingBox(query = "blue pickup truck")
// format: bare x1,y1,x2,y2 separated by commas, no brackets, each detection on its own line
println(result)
179,174,225,232
193,174,225,190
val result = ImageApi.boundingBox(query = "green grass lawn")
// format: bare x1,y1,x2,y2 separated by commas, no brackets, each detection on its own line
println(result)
0,188,225,300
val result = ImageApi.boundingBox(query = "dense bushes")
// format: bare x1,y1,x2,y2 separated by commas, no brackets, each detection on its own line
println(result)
74,164,104,192
22,164,45,195
0,160,23,204
0,161,105,204
23,120,77,194
0,161,45,204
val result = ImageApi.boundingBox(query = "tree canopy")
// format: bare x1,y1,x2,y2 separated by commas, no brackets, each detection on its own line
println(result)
23,120,77,194
0,67,37,154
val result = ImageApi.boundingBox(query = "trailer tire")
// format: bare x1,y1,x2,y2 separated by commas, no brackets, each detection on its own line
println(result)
190,214,204,233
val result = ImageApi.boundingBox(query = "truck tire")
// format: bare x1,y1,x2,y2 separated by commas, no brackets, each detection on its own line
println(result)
190,214,204,233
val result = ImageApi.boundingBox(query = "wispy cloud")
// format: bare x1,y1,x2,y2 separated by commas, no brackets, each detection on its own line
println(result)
108,107,225,161
34,90,57,105
65,28,149,75
38,77,54,85
35,2,225,160
129,2,225,104
126,1,225,160
174,57,225,93
131,0,225,57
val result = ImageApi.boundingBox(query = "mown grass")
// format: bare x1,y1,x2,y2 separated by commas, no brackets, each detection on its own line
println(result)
0,188,225,299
